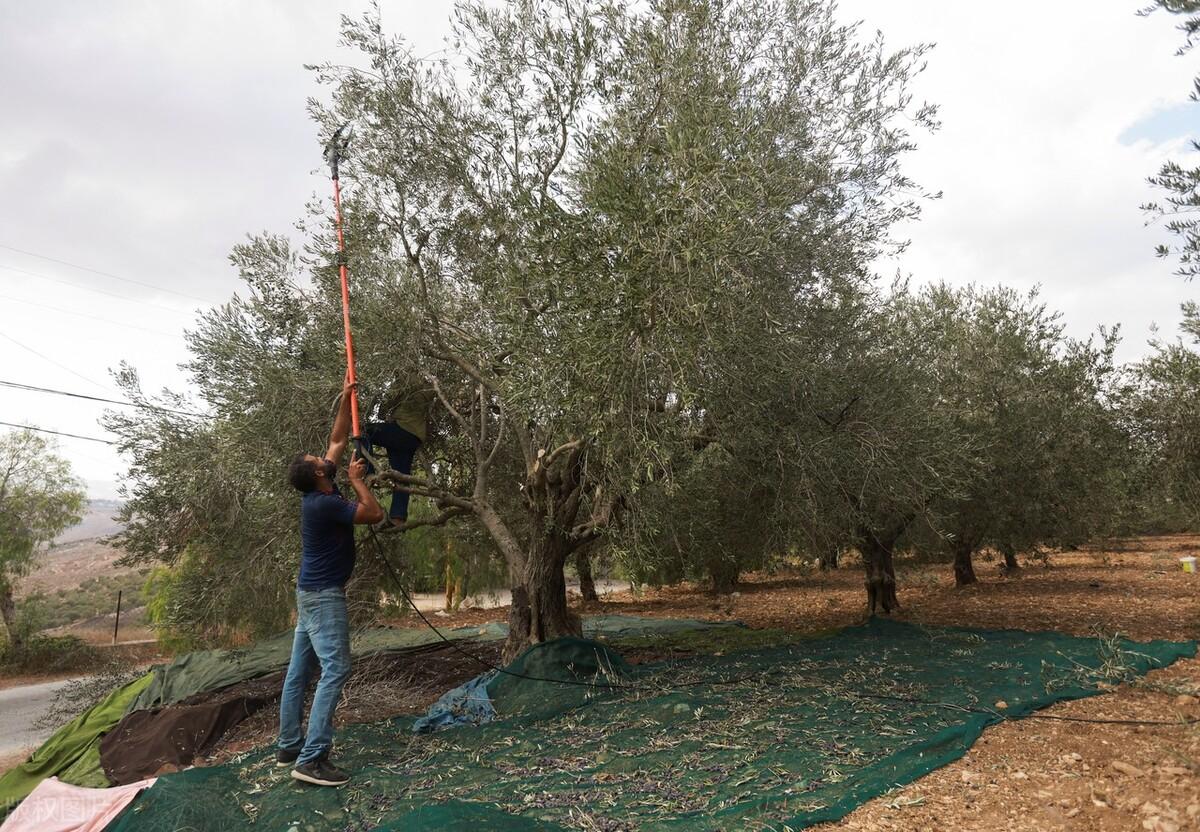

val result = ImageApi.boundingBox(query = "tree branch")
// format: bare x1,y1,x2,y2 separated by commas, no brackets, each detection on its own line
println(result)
423,372,474,449
374,470,476,511
539,438,584,471
483,395,508,470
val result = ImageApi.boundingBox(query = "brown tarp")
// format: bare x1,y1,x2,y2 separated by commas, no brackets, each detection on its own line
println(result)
99,672,283,785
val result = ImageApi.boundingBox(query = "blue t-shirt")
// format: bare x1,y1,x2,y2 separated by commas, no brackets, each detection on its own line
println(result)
297,484,358,590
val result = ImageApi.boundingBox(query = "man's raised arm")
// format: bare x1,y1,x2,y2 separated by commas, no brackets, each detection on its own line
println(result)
324,374,356,464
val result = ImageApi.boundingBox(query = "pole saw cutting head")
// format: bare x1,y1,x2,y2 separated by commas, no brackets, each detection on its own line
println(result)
323,123,353,181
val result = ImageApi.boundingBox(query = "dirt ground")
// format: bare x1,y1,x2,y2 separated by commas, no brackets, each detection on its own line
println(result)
0,749,33,777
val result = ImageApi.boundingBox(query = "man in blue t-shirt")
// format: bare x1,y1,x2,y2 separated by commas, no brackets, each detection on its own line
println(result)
277,377,384,787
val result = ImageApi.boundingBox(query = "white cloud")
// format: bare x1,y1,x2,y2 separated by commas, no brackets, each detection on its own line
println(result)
839,0,1199,358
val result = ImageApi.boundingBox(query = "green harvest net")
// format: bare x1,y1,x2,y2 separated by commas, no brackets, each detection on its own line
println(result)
109,619,1195,832
0,614,732,820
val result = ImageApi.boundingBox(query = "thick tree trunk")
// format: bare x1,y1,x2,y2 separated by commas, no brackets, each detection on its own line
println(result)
575,548,598,603
443,558,455,613
709,560,739,595
953,540,978,586
819,546,840,571
860,537,899,615
493,436,594,662
504,533,582,661
1000,545,1019,573
858,517,910,615
0,584,20,652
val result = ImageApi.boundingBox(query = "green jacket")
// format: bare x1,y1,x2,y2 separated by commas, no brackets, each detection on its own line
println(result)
383,380,435,442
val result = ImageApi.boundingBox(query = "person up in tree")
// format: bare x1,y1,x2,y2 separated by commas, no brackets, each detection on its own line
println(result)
363,375,434,529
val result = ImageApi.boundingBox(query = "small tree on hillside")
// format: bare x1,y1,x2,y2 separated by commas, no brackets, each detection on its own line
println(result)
0,429,86,650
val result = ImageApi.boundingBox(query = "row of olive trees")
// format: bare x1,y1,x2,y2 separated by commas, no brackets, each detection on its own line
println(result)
614,280,1147,611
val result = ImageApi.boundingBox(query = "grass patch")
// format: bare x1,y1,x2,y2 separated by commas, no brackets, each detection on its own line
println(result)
0,634,103,674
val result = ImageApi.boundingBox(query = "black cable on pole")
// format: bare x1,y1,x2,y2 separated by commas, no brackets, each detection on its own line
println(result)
0,379,204,418
0,421,115,445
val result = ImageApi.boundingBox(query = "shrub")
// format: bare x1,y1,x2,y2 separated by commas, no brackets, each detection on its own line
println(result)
0,634,101,674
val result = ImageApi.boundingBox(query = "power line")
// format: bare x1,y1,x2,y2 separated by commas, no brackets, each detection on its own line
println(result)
0,420,115,445
0,293,181,338
0,242,212,303
0,332,115,393
0,263,199,316
0,379,205,418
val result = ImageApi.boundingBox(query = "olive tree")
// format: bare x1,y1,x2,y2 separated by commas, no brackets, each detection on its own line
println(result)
902,285,1127,585
770,283,977,613
1123,302,1200,526
0,429,86,650
616,442,776,595
110,0,936,656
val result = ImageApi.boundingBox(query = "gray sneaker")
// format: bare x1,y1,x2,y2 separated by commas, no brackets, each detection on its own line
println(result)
275,748,300,767
291,757,350,787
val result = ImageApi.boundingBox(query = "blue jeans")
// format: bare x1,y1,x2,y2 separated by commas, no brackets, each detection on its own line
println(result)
364,421,422,521
277,587,352,765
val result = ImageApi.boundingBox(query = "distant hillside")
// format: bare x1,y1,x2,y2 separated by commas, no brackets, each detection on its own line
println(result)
55,499,125,544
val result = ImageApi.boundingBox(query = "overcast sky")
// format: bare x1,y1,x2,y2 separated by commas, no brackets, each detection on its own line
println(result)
1,1,1196,500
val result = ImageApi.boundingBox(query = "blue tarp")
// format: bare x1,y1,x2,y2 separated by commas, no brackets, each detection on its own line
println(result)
411,669,499,733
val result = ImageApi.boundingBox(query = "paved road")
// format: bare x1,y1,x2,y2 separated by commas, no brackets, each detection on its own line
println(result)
0,677,82,756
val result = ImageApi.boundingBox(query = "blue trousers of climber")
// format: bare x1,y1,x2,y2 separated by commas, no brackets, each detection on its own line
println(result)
364,420,422,522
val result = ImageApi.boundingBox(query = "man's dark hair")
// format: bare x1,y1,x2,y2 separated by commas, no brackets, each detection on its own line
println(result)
288,453,319,493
